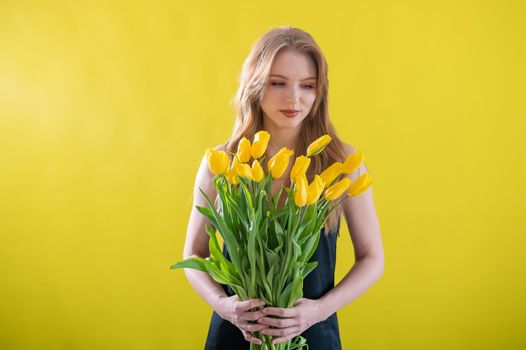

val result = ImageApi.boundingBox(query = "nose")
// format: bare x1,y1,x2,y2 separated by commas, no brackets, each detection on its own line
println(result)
285,85,301,105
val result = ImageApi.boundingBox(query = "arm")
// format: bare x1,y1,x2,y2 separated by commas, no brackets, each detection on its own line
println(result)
258,147,384,345
181,147,267,345
182,150,228,311
318,151,384,320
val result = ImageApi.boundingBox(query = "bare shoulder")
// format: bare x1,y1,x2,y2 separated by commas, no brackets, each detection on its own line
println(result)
213,144,226,152
341,142,358,156
193,143,228,200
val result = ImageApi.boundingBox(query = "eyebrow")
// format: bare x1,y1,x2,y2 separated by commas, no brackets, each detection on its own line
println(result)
269,74,317,81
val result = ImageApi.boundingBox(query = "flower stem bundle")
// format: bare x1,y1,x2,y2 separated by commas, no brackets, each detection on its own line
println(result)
171,132,372,349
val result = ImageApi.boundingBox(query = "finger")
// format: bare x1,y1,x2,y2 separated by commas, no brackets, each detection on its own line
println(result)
236,299,266,313
239,309,265,321
261,326,298,337
262,307,296,317
241,330,263,345
238,321,267,333
257,316,296,328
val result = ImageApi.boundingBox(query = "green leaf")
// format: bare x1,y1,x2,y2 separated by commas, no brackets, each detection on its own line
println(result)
205,260,244,291
277,282,293,307
289,335,308,349
303,230,321,263
198,188,242,270
225,194,249,228
248,224,257,290
302,261,318,279
169,257,207,272
205,225,240,281
266,264,276,290
288,263,304,307
196,205,216,226
237,176,254,210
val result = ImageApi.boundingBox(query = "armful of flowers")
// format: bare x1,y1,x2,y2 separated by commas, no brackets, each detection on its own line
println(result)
171,131,372,349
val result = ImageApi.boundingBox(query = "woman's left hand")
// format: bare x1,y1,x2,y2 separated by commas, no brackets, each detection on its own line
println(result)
257,298,328,345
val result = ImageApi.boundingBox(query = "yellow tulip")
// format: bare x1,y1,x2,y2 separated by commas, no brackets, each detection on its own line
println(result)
324,177,351,201
306,175,324,205
237,163,253,180
348,173,373,197
342,151,364,174
306,135,332,157
319,162,343,187
205,148,230,175
226,157,241,185
236,137,252,163
294,174,308,207
268,147,294,179
251,160,264,182
290,156,311,183
226,168,239,185
251,131,271,159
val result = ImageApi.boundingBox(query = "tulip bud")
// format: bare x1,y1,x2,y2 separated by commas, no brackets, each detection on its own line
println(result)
306,175,324,205
306,135,332,157
226,157,241,185
294,174,308,207
342,151,364,174
268,147,294,179
348,173,373,197
324,177,351,201
251,160,264,182
251,131,271,159
205,149,230,175
290,156,311,183
236,137,252,163
237,163,253,180
319,162,343,187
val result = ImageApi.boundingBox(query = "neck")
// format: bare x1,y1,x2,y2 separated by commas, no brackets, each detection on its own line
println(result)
262,119,302,157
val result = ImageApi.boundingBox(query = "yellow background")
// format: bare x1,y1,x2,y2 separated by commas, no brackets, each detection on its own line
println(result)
1,0,525,349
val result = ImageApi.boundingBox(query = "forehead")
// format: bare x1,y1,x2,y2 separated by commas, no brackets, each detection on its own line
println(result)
269,48,317,80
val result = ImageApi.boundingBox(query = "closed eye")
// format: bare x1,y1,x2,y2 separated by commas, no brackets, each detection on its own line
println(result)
270,82,315,89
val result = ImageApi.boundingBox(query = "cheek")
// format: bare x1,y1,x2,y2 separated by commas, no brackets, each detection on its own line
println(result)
305,91,316,105
264,89,281,103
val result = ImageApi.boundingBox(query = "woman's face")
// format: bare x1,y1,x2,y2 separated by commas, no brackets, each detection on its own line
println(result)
260,48,317,130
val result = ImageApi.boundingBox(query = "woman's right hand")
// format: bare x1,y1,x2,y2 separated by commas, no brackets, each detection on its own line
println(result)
215,295,267,345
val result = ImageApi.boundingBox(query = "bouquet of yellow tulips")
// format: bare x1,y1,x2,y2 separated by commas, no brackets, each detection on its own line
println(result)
171,131,372,349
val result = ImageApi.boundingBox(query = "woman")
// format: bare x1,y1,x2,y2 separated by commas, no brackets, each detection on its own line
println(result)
182,26,384,349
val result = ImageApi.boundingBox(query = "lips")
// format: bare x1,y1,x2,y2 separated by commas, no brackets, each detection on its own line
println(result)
280,109,299,118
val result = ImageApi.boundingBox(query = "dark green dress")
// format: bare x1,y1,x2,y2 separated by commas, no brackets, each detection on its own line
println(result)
204,220,342,350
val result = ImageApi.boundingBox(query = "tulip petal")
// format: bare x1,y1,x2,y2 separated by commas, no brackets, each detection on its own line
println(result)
236,137,252,163
306,135,332,157
342,151,364,174
348,173,373,197
319,162,343,187
294,174,308,207
251,131,271,159
290,156,311,183
324,177,351,201
251,160,264,182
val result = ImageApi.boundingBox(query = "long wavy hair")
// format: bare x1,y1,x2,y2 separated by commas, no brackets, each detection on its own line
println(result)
222,26,349,235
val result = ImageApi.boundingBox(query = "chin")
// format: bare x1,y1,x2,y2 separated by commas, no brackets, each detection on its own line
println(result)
264,113,306,129
279,115,306,127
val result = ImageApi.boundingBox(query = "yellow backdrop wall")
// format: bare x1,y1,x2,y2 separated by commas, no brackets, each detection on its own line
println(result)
1,0,525,349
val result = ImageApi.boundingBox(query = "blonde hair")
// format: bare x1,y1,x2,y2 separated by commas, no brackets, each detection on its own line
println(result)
222,26,348,235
